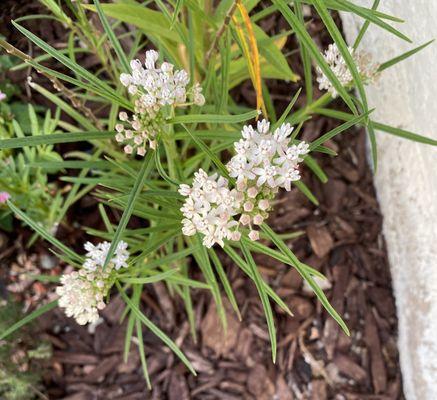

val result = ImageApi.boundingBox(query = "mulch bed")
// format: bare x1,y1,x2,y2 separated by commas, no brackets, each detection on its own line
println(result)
0,2,402,399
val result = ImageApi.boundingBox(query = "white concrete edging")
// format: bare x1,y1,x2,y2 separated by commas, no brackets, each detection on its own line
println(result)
340,2,437,399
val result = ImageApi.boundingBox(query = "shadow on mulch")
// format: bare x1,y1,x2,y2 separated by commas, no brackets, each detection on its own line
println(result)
0,2,402,399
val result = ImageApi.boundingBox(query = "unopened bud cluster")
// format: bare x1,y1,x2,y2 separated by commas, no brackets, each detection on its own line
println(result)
56,241,129,325
179,120,309,248
116,50,205,156
316,43,379,98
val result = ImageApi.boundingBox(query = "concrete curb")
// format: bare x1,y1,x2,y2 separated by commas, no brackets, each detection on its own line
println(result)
340,2,437,399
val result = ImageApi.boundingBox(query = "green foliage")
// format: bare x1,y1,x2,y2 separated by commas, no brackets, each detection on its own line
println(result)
0,0,434,384
0,104,64,233
0,299,51,400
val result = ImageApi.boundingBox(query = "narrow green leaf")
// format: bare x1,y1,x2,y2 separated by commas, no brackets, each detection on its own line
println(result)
12,21,130,108
223,246,293,316
261,224,349,336
313,0,370,126
155,146,181,186
28,81,95,130
117,282,197,375
309,110,372,150
0,300,58,340
304,155,328,183
171,0,184,27
294,180,319,206
237,239,326,280
240,240,277,363
378,40,435,72
182,124,231,180
315,108,437,146
0,131,114,149
353,0,380,49
103,151,154,269
334,0,411,43
7,201,82,263
135,319,152,389
120,269,179,284
94,0,130,73
274,88,302,129
272,0,357,114
208,248,241,320
169,110,259,125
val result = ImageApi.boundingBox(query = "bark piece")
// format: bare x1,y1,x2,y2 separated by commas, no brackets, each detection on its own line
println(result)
307,225,334,258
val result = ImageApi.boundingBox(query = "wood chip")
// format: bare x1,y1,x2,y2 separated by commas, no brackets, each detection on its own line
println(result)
307,225,334,258
365,311,387,393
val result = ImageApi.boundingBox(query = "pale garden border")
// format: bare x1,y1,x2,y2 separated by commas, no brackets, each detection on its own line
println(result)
340,1,437,399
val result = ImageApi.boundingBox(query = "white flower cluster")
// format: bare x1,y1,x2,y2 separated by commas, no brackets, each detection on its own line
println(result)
83,240,130,271
227,119,309,191
179,170,242,248
179,120,309,248
316,43,379,98
116,50,205,156
56,241,130,325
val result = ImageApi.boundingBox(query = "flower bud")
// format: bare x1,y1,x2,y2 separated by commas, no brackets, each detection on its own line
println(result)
253,214,264,225
247,187,258,198
248,230,260,241
240,214,251,225
237,180,247,191
119,112,128,121
230,231,242,241
243,201,254,212
258,199,270,211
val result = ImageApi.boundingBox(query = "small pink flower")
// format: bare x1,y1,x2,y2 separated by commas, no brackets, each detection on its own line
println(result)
0,192,10,203
0,91,6,102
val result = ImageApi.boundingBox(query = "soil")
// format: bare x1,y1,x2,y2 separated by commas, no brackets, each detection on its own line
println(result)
0,2,403,399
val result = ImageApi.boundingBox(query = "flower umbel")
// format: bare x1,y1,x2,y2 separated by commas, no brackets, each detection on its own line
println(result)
0,191,10,204
116,50,205,156
227,119,309,190
316,43,379,98
56,241,130,325
180,119,309,247
179,170,242,248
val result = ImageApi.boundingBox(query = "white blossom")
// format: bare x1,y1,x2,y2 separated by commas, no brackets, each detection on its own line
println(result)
57,241,130,325
180,119,310,247
0,91,6,102
191,83,205,106
83,240,129,271
227,119,309,191
179,169,242,248
56,271,105,325
120,50,190,108
116,50,205,156
316,43,379,98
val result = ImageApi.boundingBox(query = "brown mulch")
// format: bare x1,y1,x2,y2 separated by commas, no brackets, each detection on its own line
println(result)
32,124,401,400
0,2,402,399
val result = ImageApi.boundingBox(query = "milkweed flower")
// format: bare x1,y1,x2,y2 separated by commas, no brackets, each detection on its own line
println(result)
180,120,309,247
0,191,10,204
316,43,379,98
179,170,242,248
56,241,130,325
227,119,309,190
116,50,204,156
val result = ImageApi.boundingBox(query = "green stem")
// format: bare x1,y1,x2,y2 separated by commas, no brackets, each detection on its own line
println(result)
162,127,179,181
